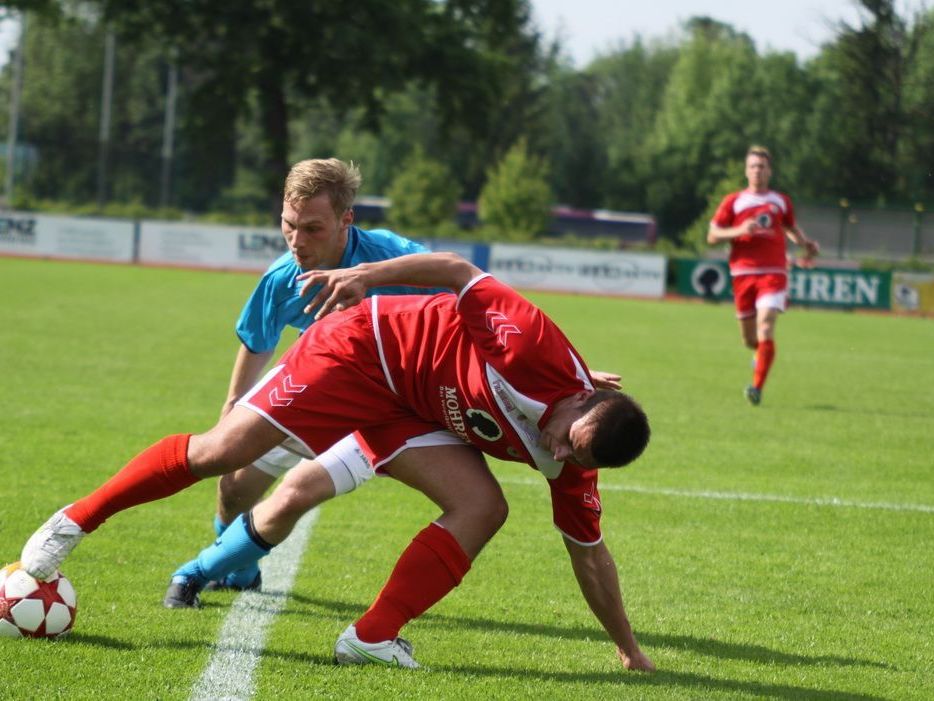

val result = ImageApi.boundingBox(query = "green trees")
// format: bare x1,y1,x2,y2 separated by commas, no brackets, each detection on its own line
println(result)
2,0,539,219
387,148,460,237
477,139,552,240
815,0,908,200
3,1,934,243
587,39,678,214
897,6,934,203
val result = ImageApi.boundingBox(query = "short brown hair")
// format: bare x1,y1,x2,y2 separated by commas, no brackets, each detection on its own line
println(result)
746,145,772,163
283,158,362,215
583,390,650,468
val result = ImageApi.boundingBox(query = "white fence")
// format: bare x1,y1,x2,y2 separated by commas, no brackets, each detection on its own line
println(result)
1,212,668,299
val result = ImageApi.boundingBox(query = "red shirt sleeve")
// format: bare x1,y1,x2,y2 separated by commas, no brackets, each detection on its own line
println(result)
711,192,738,228
547,464,602,544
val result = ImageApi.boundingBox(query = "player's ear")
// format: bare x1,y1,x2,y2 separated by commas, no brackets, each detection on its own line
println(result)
341,207,354,229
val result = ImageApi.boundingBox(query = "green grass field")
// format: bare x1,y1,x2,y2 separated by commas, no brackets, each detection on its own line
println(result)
1,256,932,700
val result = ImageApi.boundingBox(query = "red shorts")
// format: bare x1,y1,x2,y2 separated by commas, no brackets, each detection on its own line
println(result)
237,306,458,468
731,272,787,319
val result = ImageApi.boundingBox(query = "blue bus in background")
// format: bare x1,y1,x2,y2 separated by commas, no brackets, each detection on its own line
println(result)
352,196,657,249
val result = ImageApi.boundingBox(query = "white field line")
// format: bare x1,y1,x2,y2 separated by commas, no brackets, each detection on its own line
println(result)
498,476,934,514
190,508,320,701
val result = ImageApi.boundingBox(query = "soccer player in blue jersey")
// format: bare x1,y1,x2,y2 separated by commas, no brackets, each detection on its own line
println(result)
164,157,443,603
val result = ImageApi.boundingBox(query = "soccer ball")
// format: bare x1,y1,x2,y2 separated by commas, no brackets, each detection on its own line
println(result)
0,562,77,639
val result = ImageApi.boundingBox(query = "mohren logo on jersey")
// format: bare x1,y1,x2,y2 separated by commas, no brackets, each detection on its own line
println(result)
268,374,307,407
485,311,521,347
465,408,503,441
440,386,469,442
755,213,773,229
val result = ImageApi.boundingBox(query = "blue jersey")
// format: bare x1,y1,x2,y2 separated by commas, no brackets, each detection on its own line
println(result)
236,225,441,353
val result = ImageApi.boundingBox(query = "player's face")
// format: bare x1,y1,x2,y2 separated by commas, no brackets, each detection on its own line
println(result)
745,155,771,192
281,193,353,270
540,393,599,467
567,414,599,468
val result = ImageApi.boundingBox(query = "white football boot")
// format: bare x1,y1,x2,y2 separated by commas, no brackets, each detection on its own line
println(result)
21,508,86,580
334,624,421,669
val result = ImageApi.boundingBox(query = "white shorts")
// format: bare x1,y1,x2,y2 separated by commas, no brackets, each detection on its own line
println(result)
252,444,302,477
756,290,787,312
252,433,375,497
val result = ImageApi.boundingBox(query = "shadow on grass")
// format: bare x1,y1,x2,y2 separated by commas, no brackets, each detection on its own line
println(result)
422,664,889,701
60,595,892,700
261,644,887,701
287,594,894,672
57,632,137,649
637,632,893,670
802,403,927,419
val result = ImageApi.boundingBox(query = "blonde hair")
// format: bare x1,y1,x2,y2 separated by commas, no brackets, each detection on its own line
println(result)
746,145,772,163
283,158,362,214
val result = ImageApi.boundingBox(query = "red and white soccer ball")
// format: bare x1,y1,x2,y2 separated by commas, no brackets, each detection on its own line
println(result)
0,562,77,639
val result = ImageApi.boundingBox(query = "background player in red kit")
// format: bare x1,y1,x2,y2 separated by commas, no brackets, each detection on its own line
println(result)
707,145,820,405
20,252,655,672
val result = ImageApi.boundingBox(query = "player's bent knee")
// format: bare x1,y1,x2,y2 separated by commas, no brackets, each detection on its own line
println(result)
486,497,509,533
466,489,508,534
317,434,375,497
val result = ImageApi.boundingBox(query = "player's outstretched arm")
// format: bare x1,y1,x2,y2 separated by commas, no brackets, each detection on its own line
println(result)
563,537,656,672
298,252,482,318
707,219,757,244
784,226,820,258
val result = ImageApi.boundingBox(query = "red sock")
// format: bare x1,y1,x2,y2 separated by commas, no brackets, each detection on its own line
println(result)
354,522,471,643
65,434,198,533
753,339,776,390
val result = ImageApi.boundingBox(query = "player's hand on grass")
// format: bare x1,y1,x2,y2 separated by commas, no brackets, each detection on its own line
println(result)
591,370,622,390
298,268,369,319
616,646,656,672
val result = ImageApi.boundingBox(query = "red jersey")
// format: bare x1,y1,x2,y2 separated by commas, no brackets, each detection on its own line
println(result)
711,189,796,275
241,274,604,544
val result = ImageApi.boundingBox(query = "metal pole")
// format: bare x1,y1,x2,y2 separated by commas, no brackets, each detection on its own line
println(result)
3,12,25,210
96,29,115,208
837,198,849,259
159,57,178,209
912,203,924,258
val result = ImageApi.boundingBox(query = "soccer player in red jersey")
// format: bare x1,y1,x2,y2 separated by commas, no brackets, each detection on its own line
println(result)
20,252,655,672
707,146,820,405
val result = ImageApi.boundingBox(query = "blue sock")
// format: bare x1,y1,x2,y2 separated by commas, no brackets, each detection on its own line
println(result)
172,513,271,585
